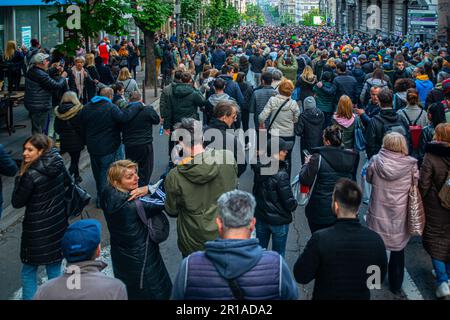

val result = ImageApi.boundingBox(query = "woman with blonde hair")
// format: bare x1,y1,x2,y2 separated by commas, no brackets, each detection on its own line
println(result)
54,91,85,183
101,160,172,299
68,56,96,103
116,67,140,100
419,123,450,298
366,132,418,295
84,53,101,89
12,134,69,300
259,79,300,175
295,65,317,104
332,95,356,149
3,40,24,91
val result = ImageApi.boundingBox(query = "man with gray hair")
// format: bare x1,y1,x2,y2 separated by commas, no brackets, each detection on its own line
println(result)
164,118,238,258
271,69,283,91
171,190,298,300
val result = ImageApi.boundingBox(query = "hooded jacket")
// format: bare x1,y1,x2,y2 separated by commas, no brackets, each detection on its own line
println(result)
296,75,317,102
313,82,337,113
295,106,324,150
165,83,205,129
12,149,69,265
172,239,298,300
419,142,450,262
277,56,298,83
252,160,298,225
332,115,356,149
366,148,418,251
54,102,84,153
121,102,160,147
101,185,172,299
360,100,381,126
164,149,238,257
218,75,244,108
415,75,434,106
352,67,366,101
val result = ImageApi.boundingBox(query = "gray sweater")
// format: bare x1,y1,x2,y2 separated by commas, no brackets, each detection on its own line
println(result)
397,105,429,128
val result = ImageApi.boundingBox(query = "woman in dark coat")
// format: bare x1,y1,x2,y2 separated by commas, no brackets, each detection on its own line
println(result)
295,66,317,106
419,123,450,299
54,91,85,183
236,72,253,136
101,160,172,300
11,134,69,300
68,56,96,104
299,125,359,233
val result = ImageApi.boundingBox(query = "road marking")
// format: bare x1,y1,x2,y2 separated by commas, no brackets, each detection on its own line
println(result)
403,268,424,300
10,246,114,300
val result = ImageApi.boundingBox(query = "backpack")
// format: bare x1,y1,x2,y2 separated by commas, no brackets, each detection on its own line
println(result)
194,52,203,67
401,109,424,150
438,169,450,209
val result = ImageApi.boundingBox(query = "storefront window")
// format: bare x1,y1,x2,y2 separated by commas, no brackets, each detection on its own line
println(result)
40,6,61,49
15,6,39,48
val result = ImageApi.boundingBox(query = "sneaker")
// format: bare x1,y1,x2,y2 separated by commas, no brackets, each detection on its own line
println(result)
431,269,450,285
436,282,450,298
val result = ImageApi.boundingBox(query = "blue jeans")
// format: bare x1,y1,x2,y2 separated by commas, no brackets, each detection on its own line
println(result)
432,258,450,285
22,262,61,300
90,148,123,205
255,220,289,258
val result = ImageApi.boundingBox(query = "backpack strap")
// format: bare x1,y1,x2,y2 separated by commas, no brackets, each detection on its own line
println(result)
413,109,424,126
227,279,245,300
401,110,413,126
267,98,290,132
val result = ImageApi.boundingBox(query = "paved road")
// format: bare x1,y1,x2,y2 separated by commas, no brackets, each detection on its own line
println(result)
0,110,444,300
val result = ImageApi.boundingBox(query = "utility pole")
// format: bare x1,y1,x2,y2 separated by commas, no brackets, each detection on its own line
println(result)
175,0,181,46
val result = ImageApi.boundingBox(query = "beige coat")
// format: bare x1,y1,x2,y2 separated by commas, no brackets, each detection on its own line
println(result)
259,95,300,137
366,148,419,251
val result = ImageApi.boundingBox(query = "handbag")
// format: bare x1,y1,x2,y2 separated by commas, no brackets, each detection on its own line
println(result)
135,197,169,244
354,116,366,152
407,171,425,236
64,171,91,218
291,155,321,207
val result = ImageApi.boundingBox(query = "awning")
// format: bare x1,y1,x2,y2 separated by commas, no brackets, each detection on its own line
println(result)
0,0,70,6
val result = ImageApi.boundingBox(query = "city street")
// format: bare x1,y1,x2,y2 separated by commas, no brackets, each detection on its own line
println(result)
0,99,442,300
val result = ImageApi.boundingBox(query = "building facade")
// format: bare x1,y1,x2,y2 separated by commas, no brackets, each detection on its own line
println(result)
335,0,440,42
279,0,297,23
296,0,321,23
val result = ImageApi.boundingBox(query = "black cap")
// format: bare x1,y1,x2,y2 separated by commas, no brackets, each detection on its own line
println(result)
267,137,294,155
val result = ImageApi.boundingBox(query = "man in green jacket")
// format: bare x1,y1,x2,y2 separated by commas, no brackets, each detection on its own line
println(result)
164,118,238,257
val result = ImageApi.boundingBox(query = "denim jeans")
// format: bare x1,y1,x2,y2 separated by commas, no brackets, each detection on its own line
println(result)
22,262,61,300
90,148,123,206
29,111,50,135
432,258,450,285
255,220,289,258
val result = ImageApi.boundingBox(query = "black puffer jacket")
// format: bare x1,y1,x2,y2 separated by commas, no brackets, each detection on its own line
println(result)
299,146,359,226
12,149,69,265
295,107,324,151
54,103,85,153
252,160,298,225
296,75,317,102
333,74,358,104
365,109,411,159
101,184,172,300
24,66,67,113
121,102,160,147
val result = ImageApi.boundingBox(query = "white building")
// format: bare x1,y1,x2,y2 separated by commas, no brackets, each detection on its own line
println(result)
279,0,296,23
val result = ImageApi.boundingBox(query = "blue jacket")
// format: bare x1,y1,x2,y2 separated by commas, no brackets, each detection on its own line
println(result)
415,78,434,107
218,75,244,108
171,238,298,300
211,49,226,70
0,144,18,218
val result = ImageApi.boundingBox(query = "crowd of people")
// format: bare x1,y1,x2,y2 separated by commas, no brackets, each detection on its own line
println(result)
0,25,450,300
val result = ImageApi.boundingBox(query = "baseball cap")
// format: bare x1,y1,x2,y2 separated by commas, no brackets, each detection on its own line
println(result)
267,137,294,155
30,52,50,65
61,219,101,263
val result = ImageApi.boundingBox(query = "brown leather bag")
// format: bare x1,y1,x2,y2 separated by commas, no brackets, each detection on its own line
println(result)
407,171,425,236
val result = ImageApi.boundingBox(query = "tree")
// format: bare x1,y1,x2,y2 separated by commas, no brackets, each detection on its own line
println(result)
181,0,202,24
302,8,323,26
206,0,241,35
42,0,129,55
130,0,173,87
243,4,265,26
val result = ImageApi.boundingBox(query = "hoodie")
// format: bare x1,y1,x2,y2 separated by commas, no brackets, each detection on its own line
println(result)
415,75,434,106
166,83,205,127
295,107,324,150
332,114,356,149
164,149,238,257
171,238,298,300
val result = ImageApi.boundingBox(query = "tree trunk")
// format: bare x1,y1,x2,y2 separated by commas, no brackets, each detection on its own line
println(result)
144,31,156,88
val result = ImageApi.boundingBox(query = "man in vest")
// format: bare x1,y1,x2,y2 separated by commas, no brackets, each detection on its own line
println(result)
171,190,298,300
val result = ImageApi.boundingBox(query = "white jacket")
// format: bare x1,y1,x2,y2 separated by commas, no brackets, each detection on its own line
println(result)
259,95,300,137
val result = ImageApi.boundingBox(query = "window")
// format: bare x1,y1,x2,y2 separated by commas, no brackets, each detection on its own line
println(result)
40,6,62,48
14,6,39,47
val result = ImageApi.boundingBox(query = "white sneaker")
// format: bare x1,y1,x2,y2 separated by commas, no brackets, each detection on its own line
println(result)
436,282,450,298
431,269,450,285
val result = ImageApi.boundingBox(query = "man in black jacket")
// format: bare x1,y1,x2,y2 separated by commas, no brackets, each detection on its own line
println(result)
365,87,411,159
252,138,298,258
79,87,142,207
204,100,246,177
122,92,160,186
24,53,67,134
333,62,357,105
249,49,266,87
294,178,387,300
94,56,115,85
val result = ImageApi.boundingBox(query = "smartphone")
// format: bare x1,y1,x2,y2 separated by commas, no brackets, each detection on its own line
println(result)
303,150,311,157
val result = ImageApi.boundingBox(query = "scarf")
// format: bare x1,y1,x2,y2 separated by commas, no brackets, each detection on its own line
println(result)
54,103,83,121
71,66,87,99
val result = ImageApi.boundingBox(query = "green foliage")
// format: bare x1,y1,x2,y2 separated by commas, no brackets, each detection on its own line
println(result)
206,0,241,32
181,0,202,24
268,5,279,18
42,0,129,55
280,14,295,25
243,4,265,26
130,0,173,33
301,8,323,26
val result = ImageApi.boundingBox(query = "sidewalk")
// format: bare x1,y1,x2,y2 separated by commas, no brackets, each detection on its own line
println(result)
0,72,162,232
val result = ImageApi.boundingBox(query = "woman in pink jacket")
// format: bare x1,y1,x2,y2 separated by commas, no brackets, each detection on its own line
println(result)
366,132,419,295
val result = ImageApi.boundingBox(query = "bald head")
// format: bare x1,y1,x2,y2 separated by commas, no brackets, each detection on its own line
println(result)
100,87,114,100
